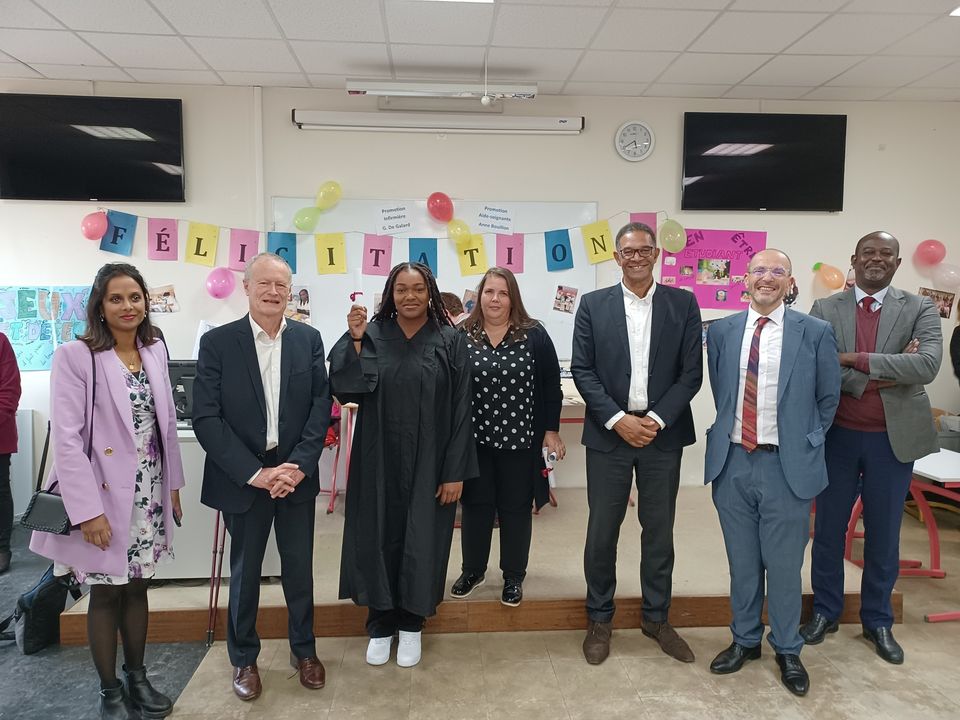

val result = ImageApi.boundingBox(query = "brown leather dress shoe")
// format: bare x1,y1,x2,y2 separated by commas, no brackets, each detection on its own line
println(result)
641,620,695,663
582,620,612,665
232,664,261,701
290,654,326,689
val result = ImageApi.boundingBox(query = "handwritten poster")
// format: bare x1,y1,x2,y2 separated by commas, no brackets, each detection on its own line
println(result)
0,286,90,370
659,228,766,311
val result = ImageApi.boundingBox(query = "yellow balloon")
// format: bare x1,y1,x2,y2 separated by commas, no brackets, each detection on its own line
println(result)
315,181,342,211
660,219,687,253
447,219,471,244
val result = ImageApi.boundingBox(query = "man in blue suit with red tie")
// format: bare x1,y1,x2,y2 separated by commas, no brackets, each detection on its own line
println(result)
705,249,840,697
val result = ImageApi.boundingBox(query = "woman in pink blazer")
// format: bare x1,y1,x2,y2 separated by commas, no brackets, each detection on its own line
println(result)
31,263,185,720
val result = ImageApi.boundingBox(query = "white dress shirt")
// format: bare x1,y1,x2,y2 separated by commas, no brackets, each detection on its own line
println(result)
247,314,287,483
605,282,665,430
854,284,887,311
731,303,784,446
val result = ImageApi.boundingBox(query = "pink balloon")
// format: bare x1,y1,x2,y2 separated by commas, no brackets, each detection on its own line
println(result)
206,267,236,299
427,192,454,223
80,211,108,240
914,239,946,266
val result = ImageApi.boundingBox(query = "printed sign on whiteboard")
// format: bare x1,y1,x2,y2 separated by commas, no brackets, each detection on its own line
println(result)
474,204,514,234
376,203,412,234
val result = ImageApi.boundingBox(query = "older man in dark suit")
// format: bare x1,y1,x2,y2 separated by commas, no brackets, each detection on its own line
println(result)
194,252,330,700
572,222,703,665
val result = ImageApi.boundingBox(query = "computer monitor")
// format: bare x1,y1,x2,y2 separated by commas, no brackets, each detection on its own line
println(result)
167,360,196,422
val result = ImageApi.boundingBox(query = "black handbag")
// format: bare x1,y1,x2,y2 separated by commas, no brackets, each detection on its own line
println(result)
20,348,96,535
0,564,83,654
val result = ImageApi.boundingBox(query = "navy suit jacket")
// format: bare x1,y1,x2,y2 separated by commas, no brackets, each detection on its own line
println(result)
193,315,331,514
571,283,703,452
704,307,841,500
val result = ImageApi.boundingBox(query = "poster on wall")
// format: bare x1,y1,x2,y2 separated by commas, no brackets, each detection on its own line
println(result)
659,229,767,311
918,287,955,319
0,286,90,371
285,286,312,324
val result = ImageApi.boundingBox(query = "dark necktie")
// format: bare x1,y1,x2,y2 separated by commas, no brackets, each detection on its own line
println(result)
741,316,770,453
861,296,875,312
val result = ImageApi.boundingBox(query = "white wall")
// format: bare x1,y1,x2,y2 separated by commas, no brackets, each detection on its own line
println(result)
2,79,959,488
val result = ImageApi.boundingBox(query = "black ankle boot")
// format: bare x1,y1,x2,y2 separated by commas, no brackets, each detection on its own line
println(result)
99,681,140,720
123,666,172,719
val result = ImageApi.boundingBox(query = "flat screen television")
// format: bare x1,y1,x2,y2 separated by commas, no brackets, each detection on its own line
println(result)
680,112,846,212
0,93,185,202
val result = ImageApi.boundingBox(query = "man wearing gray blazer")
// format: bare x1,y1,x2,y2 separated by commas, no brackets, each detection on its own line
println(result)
705,249,840,697
802,231,942,665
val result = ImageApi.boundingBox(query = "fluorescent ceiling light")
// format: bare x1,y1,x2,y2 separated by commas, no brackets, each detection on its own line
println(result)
703,143,772,156
347,80,535,100
72,125,153,141
153,163,183,175
292,109,582,135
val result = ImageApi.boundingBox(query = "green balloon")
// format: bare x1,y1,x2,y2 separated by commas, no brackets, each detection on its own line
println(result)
293,206,321,232
660,219,687,253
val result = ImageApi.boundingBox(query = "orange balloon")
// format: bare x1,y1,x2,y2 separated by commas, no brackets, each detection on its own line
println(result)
817,263,845,290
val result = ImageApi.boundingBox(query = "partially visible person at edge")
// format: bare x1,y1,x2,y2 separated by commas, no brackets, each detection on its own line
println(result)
449,267,564,608
329,262,478,668
0,330,22,574
31,262,185,720
440,291,469,325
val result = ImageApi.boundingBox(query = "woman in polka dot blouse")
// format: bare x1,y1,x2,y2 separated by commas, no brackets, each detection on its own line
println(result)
450,267,564,607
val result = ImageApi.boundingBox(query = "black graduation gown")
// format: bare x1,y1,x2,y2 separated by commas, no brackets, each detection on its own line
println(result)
329,318,478,618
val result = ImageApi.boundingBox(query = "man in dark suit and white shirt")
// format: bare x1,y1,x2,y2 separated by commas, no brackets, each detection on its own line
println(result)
705,249,840,697
194,252,331,700
572,222,703,665
802,231,942,665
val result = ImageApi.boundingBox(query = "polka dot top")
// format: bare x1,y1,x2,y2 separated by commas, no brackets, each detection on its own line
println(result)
467,327,536,450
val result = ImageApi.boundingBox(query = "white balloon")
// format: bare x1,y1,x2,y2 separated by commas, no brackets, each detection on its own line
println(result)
931,262,960,291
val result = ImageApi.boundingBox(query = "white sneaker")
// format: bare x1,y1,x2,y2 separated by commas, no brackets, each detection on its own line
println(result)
366,636,392,666
396,631,421,668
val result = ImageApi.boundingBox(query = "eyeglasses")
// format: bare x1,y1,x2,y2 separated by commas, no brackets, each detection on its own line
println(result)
618,247,656,260
749,266,790,278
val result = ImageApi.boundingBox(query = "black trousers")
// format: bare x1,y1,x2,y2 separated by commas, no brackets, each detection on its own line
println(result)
460,444,539,582
367,608,424,638
584,442,682,624
223,490,317,667
0,454,11,554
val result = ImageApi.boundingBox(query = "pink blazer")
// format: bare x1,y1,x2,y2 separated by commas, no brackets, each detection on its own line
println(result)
30,340,186,576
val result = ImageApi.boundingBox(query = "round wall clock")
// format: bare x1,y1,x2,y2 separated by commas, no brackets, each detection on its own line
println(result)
615,120,655,162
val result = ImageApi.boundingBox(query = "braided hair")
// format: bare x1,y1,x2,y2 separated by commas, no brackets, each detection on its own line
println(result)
372,262,452,332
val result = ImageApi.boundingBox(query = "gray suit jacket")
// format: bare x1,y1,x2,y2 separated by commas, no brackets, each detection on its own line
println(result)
809,286,942,463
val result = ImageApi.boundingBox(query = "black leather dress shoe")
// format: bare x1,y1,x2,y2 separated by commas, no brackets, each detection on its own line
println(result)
799,613,839,645
450,572,485,598
775,653,810,697
862,626,904,665
709,642,761,674
501,581,522,607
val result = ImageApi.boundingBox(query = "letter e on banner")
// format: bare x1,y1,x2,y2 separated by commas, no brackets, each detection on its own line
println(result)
147,218,178,261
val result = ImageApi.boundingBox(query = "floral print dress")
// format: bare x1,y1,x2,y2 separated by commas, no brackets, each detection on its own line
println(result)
58,363,174,585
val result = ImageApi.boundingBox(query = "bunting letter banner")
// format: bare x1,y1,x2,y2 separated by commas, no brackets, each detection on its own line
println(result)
147,218,178,261
315,233,347,274
267,231,297,274
408,238,438,277
496,233,524,273
100,211,138,256
457,234,489,277
185,222,219,267
229,229,260,271
362,234,393,276
544,229,574,271
581,220,614,264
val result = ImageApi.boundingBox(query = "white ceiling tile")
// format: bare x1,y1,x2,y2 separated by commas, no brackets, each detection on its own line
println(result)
618,0,728,8
290,41,390,76
730,0,845,10
30,63,132,81
691,12,828,54
561,81,649,96
268,0,384,42
787,14,931,55
386,0,493,46
124,67,223,84
492,5,608,49
0,28,111,65
593,9,718,52
802,86,893,100
644,82,729,97
0,61,42,78
151,0,281,38
537,80,565,94
741,55,863,86
912,60,960,88
219,70,309,87
659,53,771,84
841,0,959,13
0,0,63,29
35,0,172,34
724,84,811,99
187,37,299,72
499,0,614,5
486,47,582,81
881,86,960,101
390,45,485,80
827,56,953,87
80,33,205,70
571,50,677,82
883,18,960,57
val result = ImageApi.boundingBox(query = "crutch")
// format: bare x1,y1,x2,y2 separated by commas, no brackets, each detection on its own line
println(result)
206,511,228,647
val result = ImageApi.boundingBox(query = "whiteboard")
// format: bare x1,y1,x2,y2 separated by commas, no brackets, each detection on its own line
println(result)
271,197,598,360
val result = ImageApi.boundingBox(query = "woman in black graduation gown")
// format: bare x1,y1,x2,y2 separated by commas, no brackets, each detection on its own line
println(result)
329,262,478,668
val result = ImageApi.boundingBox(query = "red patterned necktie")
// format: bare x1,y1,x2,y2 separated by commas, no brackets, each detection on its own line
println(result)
861,296,875,312
741,316,770,452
